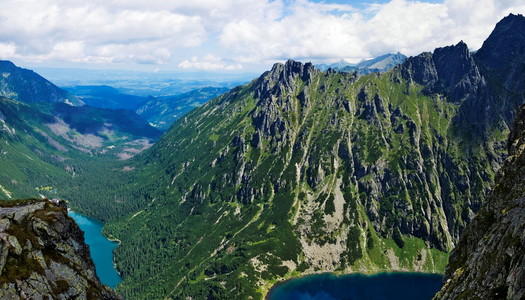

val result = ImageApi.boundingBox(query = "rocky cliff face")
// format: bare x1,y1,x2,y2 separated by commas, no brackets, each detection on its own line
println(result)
0,199,120,299
435,103,525,300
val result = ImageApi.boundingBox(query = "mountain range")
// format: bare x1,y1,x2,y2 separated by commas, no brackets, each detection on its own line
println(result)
316,52,407,74
136,87,231,130
0,13,524,300
0,62,162,204
83,13,524,299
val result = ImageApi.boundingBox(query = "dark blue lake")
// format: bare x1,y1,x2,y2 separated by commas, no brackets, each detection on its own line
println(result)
267,272,443,300
69,211,122,289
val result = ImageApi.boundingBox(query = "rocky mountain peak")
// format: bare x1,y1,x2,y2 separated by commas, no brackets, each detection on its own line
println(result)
267,59,317,88
399,52,437,86
432,40,481,102
475,14,525,70
400,40,481,103
475,13,525,95
252,59,318,138
0,61,17,72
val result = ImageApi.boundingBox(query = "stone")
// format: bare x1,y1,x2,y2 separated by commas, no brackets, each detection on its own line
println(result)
0,199,121,299
435,102,525,299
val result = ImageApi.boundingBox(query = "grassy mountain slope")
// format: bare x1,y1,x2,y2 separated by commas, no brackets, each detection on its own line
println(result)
0,94,156,221
0,60,163,220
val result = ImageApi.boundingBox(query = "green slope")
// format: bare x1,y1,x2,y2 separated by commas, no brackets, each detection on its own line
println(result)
0,95,160,220
0,60,82,105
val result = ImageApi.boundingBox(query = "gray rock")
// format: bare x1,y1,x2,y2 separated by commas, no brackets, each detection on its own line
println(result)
435,103,525,299
0,199,121,299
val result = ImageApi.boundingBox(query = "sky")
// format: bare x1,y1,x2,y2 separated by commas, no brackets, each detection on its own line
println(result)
0,0,524,73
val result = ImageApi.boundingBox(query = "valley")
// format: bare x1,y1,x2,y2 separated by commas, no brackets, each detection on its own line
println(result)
0,11,524,300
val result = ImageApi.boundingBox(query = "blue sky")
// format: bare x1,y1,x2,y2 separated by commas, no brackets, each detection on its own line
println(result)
0,0,524,73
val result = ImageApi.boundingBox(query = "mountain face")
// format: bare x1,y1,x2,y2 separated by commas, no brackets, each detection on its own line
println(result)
0,94,158,197
99,14,525,299
0,61,82,106
136,87,230,130
435,103,525,300
0,199,120,299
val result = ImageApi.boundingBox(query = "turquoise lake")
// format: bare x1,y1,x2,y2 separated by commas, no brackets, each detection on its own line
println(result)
267,272,443,300
69,211,122,289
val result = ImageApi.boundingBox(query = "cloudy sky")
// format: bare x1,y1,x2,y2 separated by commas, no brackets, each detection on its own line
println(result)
1,0,524,73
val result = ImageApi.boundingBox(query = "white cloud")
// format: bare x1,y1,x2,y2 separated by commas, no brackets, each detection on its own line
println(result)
0,0,524,71
220,0,525,65
0,43,17,59
178,55,243,71
0,0,205,65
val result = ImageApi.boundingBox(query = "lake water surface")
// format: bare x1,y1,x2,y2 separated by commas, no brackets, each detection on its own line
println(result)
267,272,443,300
69,211,122,289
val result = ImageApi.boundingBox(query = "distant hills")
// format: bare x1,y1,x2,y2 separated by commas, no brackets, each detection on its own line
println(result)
63,85,148,111
64,85,230,130
316,52,407,74
136,87,230,130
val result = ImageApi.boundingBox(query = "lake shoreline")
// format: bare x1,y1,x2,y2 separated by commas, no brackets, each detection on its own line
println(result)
265,271,444,300
69,211,123,289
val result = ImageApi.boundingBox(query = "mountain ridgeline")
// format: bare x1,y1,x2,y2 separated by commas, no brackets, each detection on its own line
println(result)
100,14,525,299
316,52,407,74
0,61,82,106
0,61,164,220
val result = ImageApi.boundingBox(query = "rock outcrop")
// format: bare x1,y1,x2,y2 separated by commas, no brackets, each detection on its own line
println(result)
435,103,525,300
0,199,120,299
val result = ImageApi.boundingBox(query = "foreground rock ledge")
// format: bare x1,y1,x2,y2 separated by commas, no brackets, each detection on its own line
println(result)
0,198,120,299
435,104,525,299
